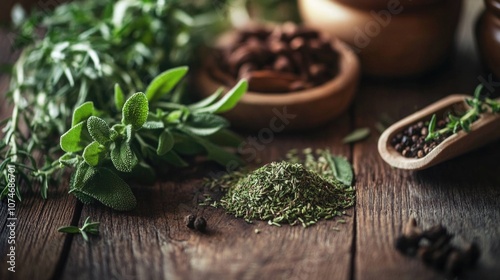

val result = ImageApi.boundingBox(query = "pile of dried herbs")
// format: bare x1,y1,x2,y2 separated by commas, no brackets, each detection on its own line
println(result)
203,149,355,227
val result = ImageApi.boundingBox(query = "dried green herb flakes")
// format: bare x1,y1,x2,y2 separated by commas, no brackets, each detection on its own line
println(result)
205,150,355,227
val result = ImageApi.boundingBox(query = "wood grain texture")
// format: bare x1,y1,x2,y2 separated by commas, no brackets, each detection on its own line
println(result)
61,117,355,280
0,188,79,280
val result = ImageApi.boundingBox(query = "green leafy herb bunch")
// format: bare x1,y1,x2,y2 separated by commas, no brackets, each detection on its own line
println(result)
59,67,248,211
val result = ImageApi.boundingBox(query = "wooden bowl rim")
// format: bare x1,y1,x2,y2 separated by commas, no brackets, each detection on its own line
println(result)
201,36,360,106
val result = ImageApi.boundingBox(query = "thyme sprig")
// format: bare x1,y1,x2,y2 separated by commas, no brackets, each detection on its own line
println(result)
58,217,100,242
426,85,500,141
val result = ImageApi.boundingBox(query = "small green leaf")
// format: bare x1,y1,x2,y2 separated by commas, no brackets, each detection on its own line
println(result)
157,130,174,156
58,226,80,234
325,153,353,186
60,121,90,153
192,113,231,126
59,153,79,167
83,141,106,166
87,116,111,145
79,167,137,211
195,80,248,114
207,129,243,148
114,83,125,111
161,150,189,167
343,128,371,144
428,114,437,133
145,66,188,101
188,88,223,109
72,102,95,127
180,128,244,166
111,141,138,173
165,110,183,123
122,92,149,130
142,121,164,129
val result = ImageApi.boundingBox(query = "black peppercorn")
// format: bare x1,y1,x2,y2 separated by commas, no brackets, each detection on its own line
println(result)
194,217,207,232
185,214,196,229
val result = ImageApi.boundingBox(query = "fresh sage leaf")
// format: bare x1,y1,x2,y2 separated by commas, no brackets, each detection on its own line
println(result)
157,130,174,156
60,121,90,153
111,140,138,173
195,80,248,114
82,141,106,167
69,162,98,194
145,66,188,102
122,92,149,130
326,153,353,186
72,102,95,127
114,83,125,111
79,167,137,211
343,128,371,144
87,116,111,145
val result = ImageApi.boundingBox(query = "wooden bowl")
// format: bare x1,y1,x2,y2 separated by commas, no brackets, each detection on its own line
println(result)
196,37,360,131
298,0,462,78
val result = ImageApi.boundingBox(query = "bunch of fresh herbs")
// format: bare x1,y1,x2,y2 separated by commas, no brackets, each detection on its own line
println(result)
0,0,232,200
58,67,247,211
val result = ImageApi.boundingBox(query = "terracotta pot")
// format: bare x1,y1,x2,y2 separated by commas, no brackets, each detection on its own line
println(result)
476,0,500,79
298,0,463,78
196,36,360,131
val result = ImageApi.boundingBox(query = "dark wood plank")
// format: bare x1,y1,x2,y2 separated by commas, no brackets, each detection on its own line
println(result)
61,116,356,280
0,30,79,280
353,1,500,279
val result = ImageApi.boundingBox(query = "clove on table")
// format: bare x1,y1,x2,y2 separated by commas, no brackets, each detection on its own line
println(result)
395,218,480,277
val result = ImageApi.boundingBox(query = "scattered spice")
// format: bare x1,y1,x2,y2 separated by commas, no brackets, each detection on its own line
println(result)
203,149,355,227
395,218,480,277
212,22,340,93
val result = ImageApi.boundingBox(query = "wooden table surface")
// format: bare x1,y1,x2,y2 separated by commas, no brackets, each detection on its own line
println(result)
1,1,499,280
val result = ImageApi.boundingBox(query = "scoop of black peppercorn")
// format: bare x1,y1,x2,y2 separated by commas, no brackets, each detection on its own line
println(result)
391,119,450,158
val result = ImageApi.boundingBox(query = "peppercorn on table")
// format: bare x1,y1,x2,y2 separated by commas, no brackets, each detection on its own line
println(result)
1,1,499,280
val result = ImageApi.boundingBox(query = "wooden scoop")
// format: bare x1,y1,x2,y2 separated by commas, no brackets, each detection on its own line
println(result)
378,94,500,170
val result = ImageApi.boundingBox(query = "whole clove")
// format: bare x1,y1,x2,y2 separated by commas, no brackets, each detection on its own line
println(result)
212,22,340,93
395,219,481,277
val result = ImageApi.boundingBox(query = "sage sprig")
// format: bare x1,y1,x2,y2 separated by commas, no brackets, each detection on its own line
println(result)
426,85,500,141
59,67,248,211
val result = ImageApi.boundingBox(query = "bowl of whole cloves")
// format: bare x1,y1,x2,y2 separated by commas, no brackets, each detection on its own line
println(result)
196,22,360,131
